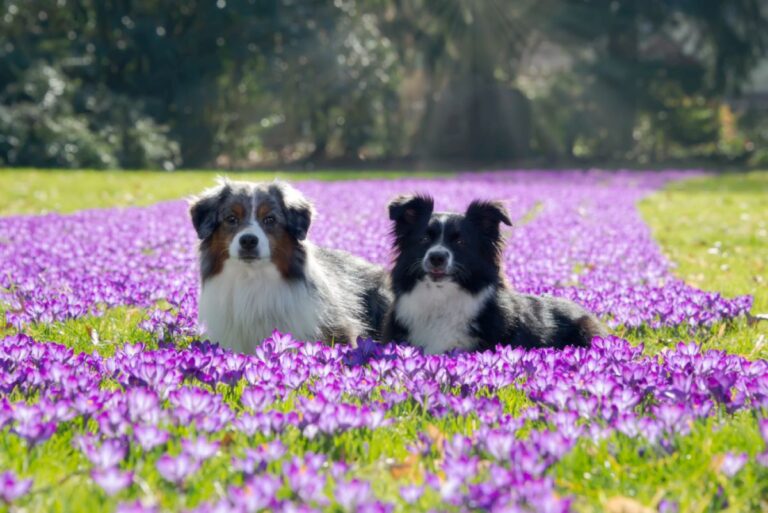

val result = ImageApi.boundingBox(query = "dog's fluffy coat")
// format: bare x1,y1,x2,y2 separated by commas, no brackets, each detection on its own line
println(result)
383,195,606,353
190,179,390,353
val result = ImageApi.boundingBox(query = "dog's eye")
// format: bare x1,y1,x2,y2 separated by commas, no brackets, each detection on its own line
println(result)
420,235,430,244
225,215,238,225
455,237,465,246
262,215,276,226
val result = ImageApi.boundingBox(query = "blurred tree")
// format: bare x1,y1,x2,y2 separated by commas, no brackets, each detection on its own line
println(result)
1,0,766,168
1,0,280,167
258,0,400,162
534,0,768,160
376,0,536,162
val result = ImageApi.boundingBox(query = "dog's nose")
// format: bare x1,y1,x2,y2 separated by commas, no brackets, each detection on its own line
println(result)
428,251,448,268
240,234,259,250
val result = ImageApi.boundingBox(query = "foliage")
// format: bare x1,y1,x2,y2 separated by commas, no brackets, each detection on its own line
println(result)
0,0,767,167
0,63,179,169
532,0,768,160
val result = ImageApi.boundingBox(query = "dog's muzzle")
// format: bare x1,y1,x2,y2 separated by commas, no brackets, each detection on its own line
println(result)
238,233,260,261
423,248,452,280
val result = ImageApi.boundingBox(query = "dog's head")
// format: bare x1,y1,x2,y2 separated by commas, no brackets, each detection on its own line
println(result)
388,195,511,293
190,179,314,281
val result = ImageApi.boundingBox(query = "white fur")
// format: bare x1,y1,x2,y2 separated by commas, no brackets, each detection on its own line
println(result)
423,217,454,272
199,256,328,353
394,280,494,354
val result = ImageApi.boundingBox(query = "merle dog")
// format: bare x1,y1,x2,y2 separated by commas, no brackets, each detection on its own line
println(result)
190,179,391,353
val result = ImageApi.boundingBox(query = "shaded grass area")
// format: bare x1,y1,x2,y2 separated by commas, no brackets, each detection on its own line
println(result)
1,170,768,512
0,169,447,215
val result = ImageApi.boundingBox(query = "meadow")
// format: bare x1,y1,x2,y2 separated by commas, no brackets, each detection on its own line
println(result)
0,169,766,513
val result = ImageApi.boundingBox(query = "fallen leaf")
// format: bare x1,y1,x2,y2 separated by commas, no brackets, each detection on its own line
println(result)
388,452,421,481
86,325,100,346
425,423,447,460
749,335,766,359
219,432,236,448
604,496,655,513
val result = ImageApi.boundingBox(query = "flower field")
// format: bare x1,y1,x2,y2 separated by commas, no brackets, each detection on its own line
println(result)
1,170,767,512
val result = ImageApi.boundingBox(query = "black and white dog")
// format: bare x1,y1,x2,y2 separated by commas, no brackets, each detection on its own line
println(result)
190,179,391,353
383,195,606,354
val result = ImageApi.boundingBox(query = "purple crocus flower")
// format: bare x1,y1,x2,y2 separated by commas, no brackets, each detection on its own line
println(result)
0,472,32,503
83,438,128,469
658,499,679,513
133,425,169,451
127,387,161,424
115,500,159,513
233,413,262,437
91,467,133,496
12,417,56,447
400,484,423,504
156,454,200,485
182,437,220,462
228,475,281,512
355,501,393,513
719,452,748,477
759,418,768,444
241,386,275,412
335,479,371,511
483,430,515,460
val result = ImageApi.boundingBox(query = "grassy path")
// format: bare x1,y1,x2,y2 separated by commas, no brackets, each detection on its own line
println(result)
0,169,446,215
637,171,768,359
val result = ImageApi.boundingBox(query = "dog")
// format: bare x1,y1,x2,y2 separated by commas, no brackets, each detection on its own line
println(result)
382,194,606,354
190,179,391,353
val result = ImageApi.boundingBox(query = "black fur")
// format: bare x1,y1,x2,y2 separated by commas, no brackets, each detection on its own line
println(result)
268,182,313,241
190,184,231,240
383,194,606,351
312,246,393,341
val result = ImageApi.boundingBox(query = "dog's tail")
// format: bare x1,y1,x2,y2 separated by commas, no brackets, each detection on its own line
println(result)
577,315,608,347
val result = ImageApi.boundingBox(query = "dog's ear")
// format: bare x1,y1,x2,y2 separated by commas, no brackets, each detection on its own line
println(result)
189,183,230,240
465,200,512,237
388,195,434,232
270,181,314,241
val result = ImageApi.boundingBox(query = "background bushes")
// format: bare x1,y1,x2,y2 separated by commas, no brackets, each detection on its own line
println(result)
1,0,767,169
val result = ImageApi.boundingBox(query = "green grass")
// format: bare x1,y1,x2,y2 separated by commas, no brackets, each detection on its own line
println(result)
554,171,768,511
0,169,447,216
634,171,768,360
555,412,768,512
1,169,767,512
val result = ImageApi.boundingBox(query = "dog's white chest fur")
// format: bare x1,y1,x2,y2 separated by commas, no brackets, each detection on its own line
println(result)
199,260,323,353
394,280,494,354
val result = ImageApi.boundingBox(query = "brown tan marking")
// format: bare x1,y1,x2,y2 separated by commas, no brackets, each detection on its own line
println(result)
269,228,297,279
231,203,247,221
257,203,272,220
203,225,234,281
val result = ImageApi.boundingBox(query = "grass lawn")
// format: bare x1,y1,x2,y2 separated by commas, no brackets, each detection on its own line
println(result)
0,169,447,215
1,169,767,512
635,171,768,360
